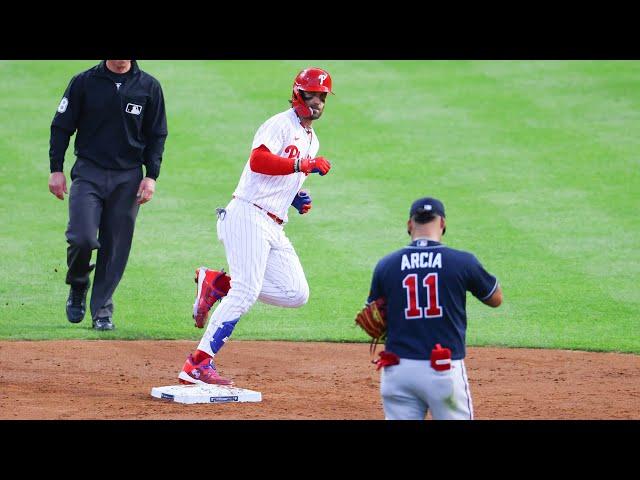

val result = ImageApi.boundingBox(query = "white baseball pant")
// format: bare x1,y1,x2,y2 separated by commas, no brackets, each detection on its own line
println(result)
197,197,309,356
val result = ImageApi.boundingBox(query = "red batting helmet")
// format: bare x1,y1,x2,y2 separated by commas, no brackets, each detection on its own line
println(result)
291,67,333,117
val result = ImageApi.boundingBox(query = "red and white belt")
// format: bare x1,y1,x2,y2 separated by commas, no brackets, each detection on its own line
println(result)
232,195,284,225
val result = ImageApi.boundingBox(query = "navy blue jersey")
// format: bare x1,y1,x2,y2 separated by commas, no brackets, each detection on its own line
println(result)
367,239,498,360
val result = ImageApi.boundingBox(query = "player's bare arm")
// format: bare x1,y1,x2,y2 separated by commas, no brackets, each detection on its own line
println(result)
482,285,503,307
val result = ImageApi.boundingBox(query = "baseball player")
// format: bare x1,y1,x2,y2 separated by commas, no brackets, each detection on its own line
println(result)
367,197,503,419
177,67,334,385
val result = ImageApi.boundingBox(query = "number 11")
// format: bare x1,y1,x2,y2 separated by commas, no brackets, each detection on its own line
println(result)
402,273,443,319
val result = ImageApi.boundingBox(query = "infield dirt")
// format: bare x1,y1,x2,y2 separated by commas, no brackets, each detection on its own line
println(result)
1,340,638,419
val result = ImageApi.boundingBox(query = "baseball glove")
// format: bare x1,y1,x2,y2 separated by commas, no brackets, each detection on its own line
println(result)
354,298,387,341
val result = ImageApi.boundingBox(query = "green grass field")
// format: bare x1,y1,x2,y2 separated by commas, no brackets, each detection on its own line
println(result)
0,60,638,353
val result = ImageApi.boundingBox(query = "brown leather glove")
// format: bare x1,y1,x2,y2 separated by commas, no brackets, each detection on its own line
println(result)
354,298,387,340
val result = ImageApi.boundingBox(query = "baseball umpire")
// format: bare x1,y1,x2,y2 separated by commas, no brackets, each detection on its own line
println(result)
359,196,503,420
48,60,168,330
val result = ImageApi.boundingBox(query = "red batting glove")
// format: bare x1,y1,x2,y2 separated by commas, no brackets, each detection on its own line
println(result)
299,157,331,176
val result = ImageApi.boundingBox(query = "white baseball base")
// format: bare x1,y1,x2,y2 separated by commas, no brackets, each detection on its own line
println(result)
151,384,262,404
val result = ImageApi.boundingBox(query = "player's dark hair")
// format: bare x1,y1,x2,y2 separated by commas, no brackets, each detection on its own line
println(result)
412,209,438,224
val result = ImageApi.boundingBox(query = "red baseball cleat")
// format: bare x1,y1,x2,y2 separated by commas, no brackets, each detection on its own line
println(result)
192,266,231,328
178,354,234,385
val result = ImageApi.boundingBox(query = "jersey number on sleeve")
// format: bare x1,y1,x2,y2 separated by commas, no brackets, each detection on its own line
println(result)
402,273,443,319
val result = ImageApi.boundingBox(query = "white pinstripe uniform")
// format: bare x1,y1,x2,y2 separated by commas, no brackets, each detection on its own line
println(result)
197,108,319,356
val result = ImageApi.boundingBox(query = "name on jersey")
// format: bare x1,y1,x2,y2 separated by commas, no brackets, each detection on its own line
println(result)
285,144,312,161
285,145,300,159
401,252,442,270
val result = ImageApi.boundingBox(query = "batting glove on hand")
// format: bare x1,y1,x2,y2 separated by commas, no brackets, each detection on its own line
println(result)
291,190,312,214
298,156,331,176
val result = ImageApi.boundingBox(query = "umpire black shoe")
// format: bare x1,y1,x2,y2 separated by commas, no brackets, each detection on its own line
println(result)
66,283,89,323
93,316,115,331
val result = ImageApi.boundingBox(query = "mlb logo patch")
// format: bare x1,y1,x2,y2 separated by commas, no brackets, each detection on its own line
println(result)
125,103,142,115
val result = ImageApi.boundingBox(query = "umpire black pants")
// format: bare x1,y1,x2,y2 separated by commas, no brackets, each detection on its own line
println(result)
65,157,142,320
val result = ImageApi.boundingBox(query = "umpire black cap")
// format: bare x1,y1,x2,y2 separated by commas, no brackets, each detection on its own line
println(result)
410,197,446,218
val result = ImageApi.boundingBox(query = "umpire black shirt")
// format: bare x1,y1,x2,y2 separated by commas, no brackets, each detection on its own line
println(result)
49,60,168,180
